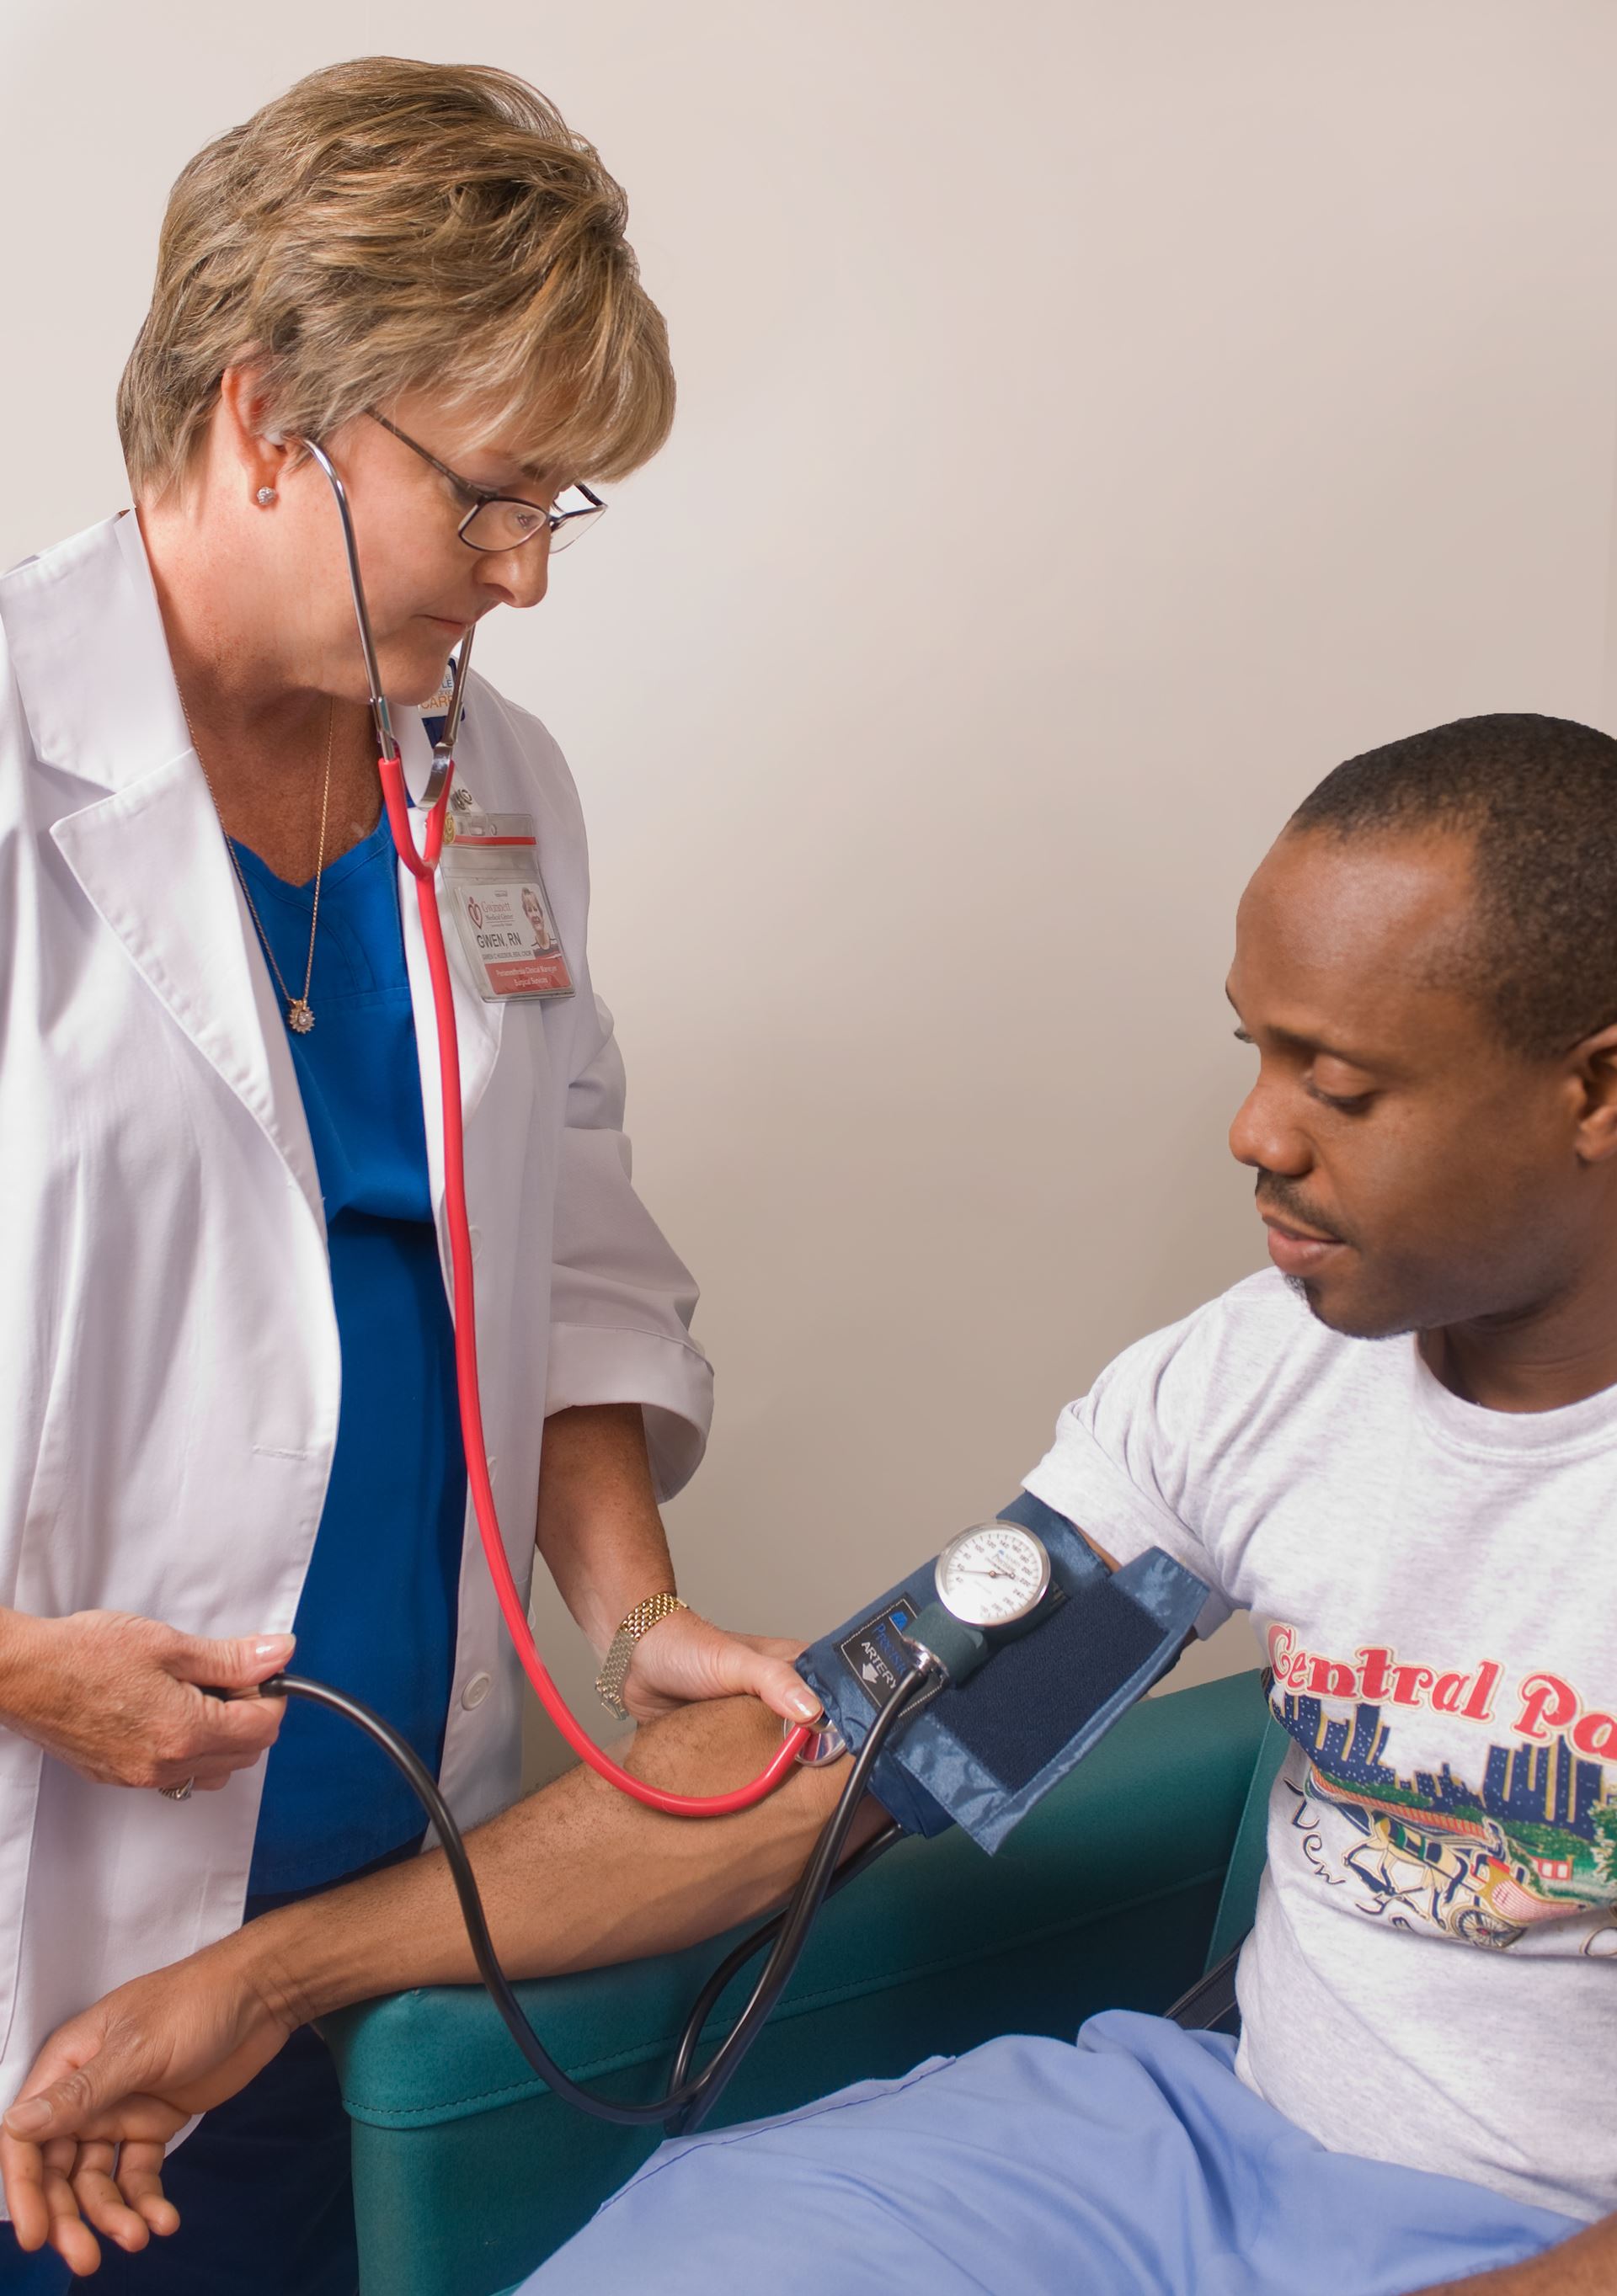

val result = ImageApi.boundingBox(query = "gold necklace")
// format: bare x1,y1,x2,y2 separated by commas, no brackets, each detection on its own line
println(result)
183,697,336,1035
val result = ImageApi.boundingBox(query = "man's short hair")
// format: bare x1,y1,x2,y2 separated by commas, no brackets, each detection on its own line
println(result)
1289,712,1617,1058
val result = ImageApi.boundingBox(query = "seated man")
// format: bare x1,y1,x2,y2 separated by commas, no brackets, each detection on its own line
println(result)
8,711,1617,2296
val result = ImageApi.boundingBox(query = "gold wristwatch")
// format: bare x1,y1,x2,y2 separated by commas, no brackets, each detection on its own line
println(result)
595,1592,688,1720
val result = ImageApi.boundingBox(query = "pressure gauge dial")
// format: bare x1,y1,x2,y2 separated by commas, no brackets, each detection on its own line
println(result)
934,1523,1052,1628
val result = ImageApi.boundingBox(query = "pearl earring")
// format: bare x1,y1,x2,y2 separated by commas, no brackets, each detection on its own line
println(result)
255,486,278,506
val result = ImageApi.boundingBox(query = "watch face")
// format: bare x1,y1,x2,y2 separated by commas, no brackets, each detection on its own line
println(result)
934,1523,1052,1627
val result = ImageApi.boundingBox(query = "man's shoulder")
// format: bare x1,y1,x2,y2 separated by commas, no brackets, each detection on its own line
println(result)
1193,1265,1301,1328
1131,1266,1328,1376
1097,1266,1380,1433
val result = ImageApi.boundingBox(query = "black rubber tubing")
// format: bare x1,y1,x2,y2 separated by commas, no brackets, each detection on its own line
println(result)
664,1818,905,2122
264,1668,928,2132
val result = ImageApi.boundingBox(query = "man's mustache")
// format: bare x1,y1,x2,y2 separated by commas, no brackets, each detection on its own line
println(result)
1254,1177,1348,1246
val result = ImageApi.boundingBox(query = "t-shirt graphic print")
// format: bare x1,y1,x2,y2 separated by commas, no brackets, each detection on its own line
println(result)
1267,1624,1617,1947
1024,1268,1617,2224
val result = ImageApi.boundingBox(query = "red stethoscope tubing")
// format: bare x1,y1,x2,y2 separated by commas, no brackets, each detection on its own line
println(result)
376,752,812,1816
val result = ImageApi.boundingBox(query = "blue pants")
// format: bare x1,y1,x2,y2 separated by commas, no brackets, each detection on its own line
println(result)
525,2011,1582,2296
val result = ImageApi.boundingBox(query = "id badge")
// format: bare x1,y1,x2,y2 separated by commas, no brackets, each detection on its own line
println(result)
440,810,574,1002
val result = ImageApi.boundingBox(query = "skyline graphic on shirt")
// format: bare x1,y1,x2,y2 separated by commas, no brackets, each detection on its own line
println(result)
1274,1691,1617,1947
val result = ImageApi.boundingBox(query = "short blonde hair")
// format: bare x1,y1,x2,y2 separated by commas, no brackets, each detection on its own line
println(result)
119,56,674,497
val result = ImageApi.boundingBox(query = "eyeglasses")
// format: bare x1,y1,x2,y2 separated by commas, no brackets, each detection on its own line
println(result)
369,413,606,553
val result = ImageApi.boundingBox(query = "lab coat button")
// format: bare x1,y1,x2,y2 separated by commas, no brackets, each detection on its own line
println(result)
470,1226,483,1257
461,1672,492,1711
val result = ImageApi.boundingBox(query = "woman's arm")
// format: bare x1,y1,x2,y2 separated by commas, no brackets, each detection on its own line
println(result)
536,1403,821,1725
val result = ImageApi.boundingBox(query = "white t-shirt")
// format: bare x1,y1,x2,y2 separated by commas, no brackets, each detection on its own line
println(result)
1024,1268,1617,2224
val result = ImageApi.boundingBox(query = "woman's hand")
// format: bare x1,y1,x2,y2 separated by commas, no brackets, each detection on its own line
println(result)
621,1609,823,1728
0,1610,293,1791
0,1931,297,2274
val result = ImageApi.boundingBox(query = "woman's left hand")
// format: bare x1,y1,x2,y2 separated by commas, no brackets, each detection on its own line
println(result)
620,1609,824,1729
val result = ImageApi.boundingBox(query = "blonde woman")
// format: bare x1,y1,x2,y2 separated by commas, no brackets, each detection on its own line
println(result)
0,57,817,2292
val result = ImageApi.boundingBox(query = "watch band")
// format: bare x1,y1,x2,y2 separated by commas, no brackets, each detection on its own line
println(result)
595,1592,688,1720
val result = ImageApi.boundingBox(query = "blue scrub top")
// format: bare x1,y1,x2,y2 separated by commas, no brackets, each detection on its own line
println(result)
237,817,467,1894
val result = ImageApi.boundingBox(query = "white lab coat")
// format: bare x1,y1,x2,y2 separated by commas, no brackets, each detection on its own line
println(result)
0,511,713,2128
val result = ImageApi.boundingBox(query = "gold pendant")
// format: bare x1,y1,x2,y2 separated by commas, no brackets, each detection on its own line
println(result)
287,999,315,1035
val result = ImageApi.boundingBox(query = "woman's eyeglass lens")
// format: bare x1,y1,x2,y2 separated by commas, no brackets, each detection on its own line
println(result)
367,413,606,555
457,488,605,554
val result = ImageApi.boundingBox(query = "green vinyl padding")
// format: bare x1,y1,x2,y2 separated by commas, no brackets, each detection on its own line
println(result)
325,1667,1272,2296
1205,1710,1289,1972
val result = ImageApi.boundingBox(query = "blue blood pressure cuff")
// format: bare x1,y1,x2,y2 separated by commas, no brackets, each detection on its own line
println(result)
794,1492,1208,1853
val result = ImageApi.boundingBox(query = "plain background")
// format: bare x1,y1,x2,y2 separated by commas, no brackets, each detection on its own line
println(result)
5,2,1617,1785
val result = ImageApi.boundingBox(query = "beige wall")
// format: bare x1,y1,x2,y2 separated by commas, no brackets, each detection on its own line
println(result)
5,3,1616,1784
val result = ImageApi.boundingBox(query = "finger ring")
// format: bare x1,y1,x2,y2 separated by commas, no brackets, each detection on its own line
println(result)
159,1777,195,1802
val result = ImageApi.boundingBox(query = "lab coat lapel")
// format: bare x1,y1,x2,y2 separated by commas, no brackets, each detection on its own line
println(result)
8,514,326,1230
51,766,327,1228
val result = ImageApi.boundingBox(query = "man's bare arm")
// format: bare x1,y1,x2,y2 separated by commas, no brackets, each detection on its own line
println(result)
0,1691,872,2270
255,1687,866,2027
1414,2215,1617,2295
